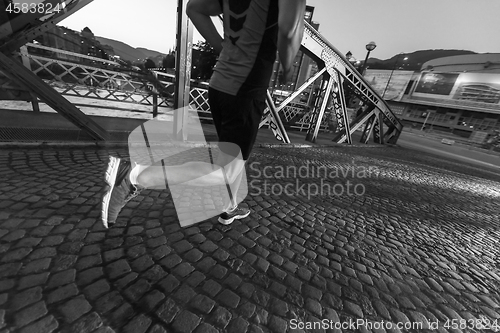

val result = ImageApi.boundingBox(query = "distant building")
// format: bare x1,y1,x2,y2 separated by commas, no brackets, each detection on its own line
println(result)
373,54,500,135
422,54,500,74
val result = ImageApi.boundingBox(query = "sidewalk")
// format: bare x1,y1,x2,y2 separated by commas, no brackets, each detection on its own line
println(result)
0,141,499,332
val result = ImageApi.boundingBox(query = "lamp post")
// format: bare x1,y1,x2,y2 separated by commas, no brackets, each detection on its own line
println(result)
360,41,376,75
346,51,352,62
382,54,408,99
346,51,353,61
344,51,358,107
345,51,358,67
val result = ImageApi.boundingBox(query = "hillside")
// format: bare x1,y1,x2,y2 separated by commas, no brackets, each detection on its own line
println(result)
94,33,477,72
368,49,477,71
137,47,168,60
94,36,148,62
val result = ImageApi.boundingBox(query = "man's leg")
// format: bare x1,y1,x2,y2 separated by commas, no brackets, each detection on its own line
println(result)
102,147,246,227
101,89,263,227
208,88,251,217
210,91,267,224
136,156,244,188
213,145,247,212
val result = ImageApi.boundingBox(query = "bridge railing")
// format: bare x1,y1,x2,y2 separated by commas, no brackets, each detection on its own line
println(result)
3,43,333,132
17,43,173,112
1,43,217,119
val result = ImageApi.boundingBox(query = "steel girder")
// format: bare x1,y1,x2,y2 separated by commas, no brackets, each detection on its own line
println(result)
330,71,352,144
259,68,326,143
301,20,403,144
0,0,112,141
262,20,404,145
0,50,109,140
305,77,334,143
0,0,95,53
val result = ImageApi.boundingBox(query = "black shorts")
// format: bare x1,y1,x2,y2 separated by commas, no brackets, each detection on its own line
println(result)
209,88,266,160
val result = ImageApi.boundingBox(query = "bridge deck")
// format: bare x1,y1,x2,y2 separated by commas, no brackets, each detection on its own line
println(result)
0,143,499,332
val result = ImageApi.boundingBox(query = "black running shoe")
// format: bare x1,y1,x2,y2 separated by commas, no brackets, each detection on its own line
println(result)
218,206,250,225
101,156,144,228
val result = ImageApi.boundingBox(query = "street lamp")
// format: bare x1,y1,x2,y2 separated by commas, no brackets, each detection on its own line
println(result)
382,54,409,99
345,51,358,69
346,51,353,61
361,41,377,75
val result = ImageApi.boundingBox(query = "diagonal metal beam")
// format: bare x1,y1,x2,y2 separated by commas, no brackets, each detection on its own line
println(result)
0,51,109,141
376,110,384,144
300,20,404,144
306,77,334,143
334,108,376,144
0,0,95,53
330,70,352,144
275,67,326,113
360,114,376,144
265,90,290,143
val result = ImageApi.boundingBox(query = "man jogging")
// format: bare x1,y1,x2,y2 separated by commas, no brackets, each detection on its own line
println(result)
101,0,306,228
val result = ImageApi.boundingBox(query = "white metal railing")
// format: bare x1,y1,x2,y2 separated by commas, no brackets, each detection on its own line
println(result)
11,43,174,113
188,86,210,119
3,43,335,131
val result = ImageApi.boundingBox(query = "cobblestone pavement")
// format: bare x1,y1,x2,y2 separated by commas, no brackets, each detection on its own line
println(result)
0,145,499,333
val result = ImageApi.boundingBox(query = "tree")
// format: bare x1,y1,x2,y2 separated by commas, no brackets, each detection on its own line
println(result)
144,58,156,69
191,41,217,81
81,27,94,39
162,52,176,69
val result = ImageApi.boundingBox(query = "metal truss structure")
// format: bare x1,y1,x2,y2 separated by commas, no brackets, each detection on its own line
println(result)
260,21,404,144
0,44,176,114
0,0,111,140
0,43,210,120
0,0,402,144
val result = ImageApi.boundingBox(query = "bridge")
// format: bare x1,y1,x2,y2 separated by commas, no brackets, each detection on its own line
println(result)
0,0,403,145
1,3,500,333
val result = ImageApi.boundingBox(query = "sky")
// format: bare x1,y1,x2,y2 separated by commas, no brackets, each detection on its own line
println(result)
59,0,500,60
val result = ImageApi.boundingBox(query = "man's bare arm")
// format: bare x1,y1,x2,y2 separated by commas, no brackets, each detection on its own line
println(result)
186,0,223,54
277,0,306,81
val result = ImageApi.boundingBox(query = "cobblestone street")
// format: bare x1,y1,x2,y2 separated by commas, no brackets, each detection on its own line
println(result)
0,145,499,333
